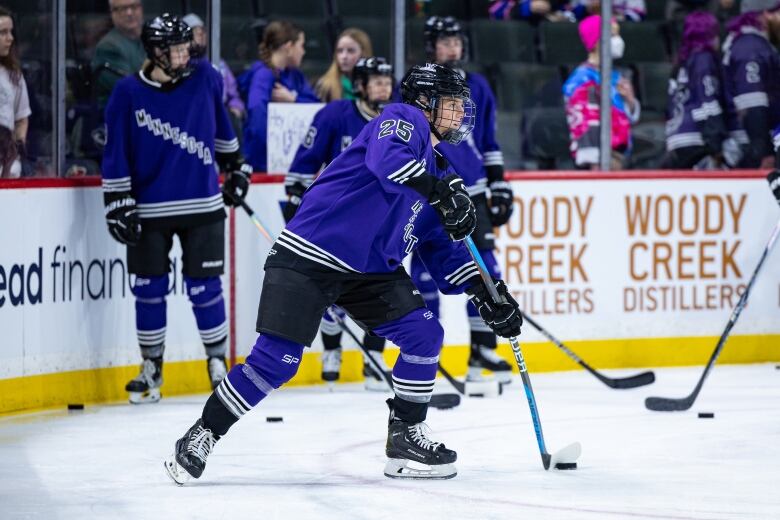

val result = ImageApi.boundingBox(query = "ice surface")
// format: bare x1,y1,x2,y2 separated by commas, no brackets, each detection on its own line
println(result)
1,364,778,520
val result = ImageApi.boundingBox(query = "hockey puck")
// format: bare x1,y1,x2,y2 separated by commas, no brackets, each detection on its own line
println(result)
67,403,84,410
266,416,283,423
697,412,715,419
554,462,577,470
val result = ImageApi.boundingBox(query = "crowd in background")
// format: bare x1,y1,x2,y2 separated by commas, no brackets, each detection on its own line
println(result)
1,0,779,176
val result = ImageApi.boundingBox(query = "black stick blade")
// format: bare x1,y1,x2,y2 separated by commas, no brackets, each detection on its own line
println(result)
429,393,461,410
598,370,656,389
644,395,694,411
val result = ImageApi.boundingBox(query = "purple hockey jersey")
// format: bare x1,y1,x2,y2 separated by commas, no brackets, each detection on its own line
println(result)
102,59,238,224
722,26,780,151
286,99,373,196
279,103,479,293
665,51,727,152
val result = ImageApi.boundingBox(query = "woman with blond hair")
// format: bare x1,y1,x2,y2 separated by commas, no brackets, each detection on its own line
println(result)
242,20,319,172
314,28,372,102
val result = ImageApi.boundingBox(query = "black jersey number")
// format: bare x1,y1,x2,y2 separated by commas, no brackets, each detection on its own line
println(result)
378,119,414,142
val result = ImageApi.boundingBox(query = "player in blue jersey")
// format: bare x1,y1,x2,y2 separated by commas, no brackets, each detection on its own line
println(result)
101,14,252,404
286,57,395,389
164,64,523,483
412,16,515,383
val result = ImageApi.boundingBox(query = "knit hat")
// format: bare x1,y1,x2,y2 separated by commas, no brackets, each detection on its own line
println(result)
578,15,602,52
741,0,780,13
182,13,204,28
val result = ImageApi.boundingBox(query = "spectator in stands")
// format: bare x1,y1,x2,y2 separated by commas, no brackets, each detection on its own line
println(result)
314,28,372,102
563,14,641,169
0,6,30,178
241,21,319,173
583,1,647,22
92,0,145,109
663,11,736,169
182,14,245,130
722,0,780,168
490,1,648,22
666,0,737,23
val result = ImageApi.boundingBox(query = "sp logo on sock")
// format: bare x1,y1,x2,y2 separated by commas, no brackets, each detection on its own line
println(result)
282,354,300,365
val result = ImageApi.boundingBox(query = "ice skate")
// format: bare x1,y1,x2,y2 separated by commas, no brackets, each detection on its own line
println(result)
384,419,457,479
207,356,227,390
363,351,391,391
125,357,162,404
164,418,220,485
321,348,341,388
467,346,512,384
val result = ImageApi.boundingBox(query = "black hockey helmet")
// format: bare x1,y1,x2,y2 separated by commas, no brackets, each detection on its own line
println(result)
353,57,394,111
423,16,468,66
142,13,194,80
401,63,475,145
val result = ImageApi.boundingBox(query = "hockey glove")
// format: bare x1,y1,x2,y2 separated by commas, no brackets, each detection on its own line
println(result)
466,279,522,339
105,193,142,246
768,170,780,207
222,163,252,207
429,174,477,241
488,180,514,227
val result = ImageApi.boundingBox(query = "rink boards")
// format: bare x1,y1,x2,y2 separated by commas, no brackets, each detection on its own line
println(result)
1,172,779,414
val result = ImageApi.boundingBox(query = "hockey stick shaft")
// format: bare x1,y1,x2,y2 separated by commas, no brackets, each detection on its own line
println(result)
521,311,655,389
234,196,275,244
463,237,551,464
646,218,780,411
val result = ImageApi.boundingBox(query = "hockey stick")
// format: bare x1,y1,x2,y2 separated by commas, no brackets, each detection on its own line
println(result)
464,236,581,470
645,218,780,412
326,308,461,410
521,312,655,389
232,195,461,410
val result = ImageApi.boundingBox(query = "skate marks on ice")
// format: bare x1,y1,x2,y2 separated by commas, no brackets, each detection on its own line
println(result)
1,365,779,519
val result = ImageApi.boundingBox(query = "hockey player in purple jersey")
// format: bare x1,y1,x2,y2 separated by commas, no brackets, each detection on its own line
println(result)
722,0,780,168
164,64,523,483
286,57,395,389
101,14,252,403
412,16,515,383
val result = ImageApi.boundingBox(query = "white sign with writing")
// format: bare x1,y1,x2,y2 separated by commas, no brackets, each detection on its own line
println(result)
266,102,324,173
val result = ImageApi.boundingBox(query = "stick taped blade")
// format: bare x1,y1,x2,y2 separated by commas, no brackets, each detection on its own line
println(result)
549,442,581,470
645,396,693,411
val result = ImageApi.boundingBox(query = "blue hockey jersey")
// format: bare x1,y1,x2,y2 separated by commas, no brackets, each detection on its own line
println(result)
286,99,373,195
102,59,239,224
277,103,479,294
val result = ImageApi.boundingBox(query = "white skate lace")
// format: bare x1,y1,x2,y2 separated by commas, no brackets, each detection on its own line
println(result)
408,423,441,452
322,349,342,372
187,426,216,463
479,347,506,365
133,359,158,386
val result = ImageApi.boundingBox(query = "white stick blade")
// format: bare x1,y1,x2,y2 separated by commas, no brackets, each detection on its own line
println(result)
549,442,582,468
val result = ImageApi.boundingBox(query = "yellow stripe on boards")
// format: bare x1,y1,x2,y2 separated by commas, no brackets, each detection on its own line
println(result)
1,334,779,416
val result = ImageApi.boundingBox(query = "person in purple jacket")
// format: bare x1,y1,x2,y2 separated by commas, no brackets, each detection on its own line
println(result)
412,16,515,384
722,0,780,168
241,20,320,172
663,11,736,169
286,57,396,389
164,64,523,483
101,15,252,404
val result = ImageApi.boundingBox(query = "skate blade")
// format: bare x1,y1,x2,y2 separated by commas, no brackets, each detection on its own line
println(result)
164,456,191,486
128,388,161,404
464,380,502,398
383,458,457,480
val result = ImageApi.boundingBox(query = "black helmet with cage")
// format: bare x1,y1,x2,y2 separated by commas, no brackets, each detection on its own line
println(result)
423,16,468,67
400,63,475,145
352,56,394,112
142,13,194,80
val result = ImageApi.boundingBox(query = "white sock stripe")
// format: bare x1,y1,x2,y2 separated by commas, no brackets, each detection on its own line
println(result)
222,377,252,411
199,322,229,338
216,384,245,418
392,375,436,386
399,352,440,365
393,387,434,396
